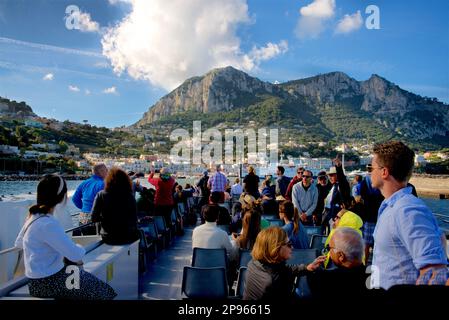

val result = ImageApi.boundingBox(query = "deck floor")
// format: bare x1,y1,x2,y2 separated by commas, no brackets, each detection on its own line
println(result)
139,226,194,300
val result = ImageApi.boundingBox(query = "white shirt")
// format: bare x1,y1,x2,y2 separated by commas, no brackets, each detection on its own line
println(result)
192,222,237,261
15,214,85,279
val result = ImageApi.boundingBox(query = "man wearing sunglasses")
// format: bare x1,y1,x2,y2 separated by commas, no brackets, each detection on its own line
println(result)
285,167,304,201
370,141,447,289
291,169,318,225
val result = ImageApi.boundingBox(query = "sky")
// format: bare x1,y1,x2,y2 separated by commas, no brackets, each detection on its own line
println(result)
0,0,448,128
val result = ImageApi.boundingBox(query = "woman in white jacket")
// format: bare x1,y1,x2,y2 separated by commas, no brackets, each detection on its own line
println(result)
15,174,116,300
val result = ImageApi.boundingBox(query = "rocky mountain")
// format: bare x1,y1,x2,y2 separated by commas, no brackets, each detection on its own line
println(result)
0,97,36,118
136,67,449,147
136,66,279,125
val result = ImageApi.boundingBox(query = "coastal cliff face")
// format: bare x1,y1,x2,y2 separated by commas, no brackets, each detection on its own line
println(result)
0,98,36,118
136,66,275,125
135,66,449,144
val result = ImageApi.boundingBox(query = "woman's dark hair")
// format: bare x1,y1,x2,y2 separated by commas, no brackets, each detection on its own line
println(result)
237,210,261,250
105,167,132,194
279,200,300,235
232,202,242,216
29,174,67,215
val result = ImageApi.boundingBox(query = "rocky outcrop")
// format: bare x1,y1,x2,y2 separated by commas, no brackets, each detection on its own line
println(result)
136,66,274,125
134,66,449,141
0,98,36,118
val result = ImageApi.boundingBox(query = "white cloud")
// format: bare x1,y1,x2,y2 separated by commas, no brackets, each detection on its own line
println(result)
68,85,80,92
42,73,54,81
78,12,100,32
335,11,363,34
85,89,91,95
0,36,103,58
101,0,288,91
295,0,335,39
103,86,118,94
300,0,335,18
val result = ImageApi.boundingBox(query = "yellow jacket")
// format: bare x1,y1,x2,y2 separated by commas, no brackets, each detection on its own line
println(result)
324,211,364,268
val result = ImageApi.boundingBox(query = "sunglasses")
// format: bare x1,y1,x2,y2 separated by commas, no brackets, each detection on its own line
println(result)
282,241,293,248
302,175,312,179
366,164,384,173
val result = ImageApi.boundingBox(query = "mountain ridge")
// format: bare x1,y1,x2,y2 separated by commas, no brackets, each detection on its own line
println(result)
134,66,449,146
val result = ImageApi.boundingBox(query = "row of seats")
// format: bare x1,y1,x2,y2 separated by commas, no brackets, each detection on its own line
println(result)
138,210,180,273
181,247,321,299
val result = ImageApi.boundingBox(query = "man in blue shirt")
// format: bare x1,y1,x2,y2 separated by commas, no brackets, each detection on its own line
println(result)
370,141,447,290
72,163,108,232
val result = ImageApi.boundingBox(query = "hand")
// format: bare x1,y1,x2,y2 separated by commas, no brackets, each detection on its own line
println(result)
231,232,239,240
300,213,307,222
312,215,317,223
333,157,342,167
306,255,326,271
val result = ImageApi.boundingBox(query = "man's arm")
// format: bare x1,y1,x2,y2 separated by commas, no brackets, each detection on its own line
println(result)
396,205,448,284
291,184,301,212
72,182,84,209
305,187,318,217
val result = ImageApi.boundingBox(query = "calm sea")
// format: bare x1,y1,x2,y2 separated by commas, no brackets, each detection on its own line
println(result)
1,179,448,231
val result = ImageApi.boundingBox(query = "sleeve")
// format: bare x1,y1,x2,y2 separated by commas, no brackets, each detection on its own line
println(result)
148,173,157,186
14,223,27,249
292,184,301,212
305,187,318,217
43,221,85,262
90,193,103,222
395,203,447,270
72,181,84,209
287,263,308,276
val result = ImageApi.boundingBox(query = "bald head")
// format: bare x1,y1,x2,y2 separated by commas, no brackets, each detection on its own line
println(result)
330,227,364,268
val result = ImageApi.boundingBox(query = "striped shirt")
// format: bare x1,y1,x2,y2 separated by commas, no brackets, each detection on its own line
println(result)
208,171,227,192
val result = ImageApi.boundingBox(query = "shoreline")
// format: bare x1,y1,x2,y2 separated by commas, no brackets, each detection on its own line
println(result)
1,173,448,199
409,175,449,199
0,174,90,181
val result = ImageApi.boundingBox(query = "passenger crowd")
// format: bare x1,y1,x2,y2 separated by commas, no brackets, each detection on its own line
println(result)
14,140,449,300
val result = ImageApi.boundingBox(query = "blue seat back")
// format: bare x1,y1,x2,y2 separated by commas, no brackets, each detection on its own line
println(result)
287,249,319,265
141,221,158,240
235,267,248,298
238,249,252,268
192,247,228,269
153,215,168,233
310,235,327,251
182,266,228,299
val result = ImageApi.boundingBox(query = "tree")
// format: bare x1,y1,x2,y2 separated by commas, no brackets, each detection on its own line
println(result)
58,140,68,153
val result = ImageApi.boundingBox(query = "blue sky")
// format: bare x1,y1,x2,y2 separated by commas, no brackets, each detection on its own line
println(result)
0,0,448,128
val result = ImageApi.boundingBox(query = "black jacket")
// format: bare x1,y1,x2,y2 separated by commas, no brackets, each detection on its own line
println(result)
243,259,307,300
91,190,139,245
314,181,332,216
307,265,370,299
